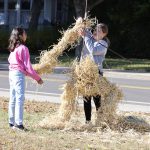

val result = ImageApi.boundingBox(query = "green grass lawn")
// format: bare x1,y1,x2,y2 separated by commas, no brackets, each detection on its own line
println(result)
1,54,150,72
0,97,150,150
104,58,150,72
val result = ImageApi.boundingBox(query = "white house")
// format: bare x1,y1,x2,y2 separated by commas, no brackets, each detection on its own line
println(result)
0,0,69,28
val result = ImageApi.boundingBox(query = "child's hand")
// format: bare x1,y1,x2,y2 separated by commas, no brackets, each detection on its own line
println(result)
78,28,86,37
37,78,44,85
76,17,83,23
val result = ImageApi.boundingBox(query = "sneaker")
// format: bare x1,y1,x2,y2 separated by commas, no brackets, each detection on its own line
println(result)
85,121,93,127
85,120,92,124
14,124,28,131
81,120,93,129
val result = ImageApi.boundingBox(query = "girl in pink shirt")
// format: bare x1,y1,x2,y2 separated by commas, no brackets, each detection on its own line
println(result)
8,27,43,131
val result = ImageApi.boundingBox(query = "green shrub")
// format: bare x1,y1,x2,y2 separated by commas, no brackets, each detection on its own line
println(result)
0,28,9,52
26,27,61,55
0,27,61,55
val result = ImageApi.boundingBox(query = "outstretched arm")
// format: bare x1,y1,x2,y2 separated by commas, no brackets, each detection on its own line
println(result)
20,46,43,84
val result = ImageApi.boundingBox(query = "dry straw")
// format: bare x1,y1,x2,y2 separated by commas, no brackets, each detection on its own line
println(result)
33,17,95,75
37,17,149,132
63,56,123,124
59,79,77,121
40,57,124,130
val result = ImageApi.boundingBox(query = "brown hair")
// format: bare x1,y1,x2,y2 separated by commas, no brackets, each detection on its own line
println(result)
8,27,25,52
97,23,110,47
97,23,108,35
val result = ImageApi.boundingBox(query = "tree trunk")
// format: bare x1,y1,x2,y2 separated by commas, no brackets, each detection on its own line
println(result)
73,0,85,18
73,0,85,60
73,0,105,60
29,0,43,30
73,0,105,17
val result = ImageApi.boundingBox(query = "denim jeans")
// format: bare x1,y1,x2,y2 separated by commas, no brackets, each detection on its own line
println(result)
9,70,25,125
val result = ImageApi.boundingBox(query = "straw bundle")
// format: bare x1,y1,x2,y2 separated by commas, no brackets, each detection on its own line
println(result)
33,18,95,75
39,56,123,130
59,79,77,121
95,84,123,127
73,56,112,97
59,56,123,125
59,57,149,132
76,57,122,126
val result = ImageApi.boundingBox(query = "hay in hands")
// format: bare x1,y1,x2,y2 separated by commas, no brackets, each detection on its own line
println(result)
33,18,95,75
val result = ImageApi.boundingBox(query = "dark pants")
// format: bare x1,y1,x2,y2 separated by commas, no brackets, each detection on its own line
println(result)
84,95,101,121
83,71,103,121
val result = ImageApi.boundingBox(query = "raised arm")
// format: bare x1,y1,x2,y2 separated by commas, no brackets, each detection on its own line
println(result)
84,30,108,56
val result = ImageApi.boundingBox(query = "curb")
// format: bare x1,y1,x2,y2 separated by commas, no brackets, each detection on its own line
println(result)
0,64,150,80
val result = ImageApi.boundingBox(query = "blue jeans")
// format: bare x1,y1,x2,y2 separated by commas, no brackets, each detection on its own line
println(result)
9,70,25,125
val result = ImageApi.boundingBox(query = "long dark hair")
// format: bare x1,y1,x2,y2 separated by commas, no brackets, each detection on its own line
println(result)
8,27,25,52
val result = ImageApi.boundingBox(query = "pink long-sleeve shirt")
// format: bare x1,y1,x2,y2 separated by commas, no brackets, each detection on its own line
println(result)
8,44,41,81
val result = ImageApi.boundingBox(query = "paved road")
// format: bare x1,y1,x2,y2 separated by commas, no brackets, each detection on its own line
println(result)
0,70,150,106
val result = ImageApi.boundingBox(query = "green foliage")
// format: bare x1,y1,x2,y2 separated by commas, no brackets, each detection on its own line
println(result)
1,0,150,59
0,28,9,52
26,27,61,55
0,27,61,55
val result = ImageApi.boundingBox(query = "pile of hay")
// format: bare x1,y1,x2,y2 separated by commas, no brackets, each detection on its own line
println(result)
40,56,123,130
39,107,150,133
33,18,95,75
62,56,123,124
